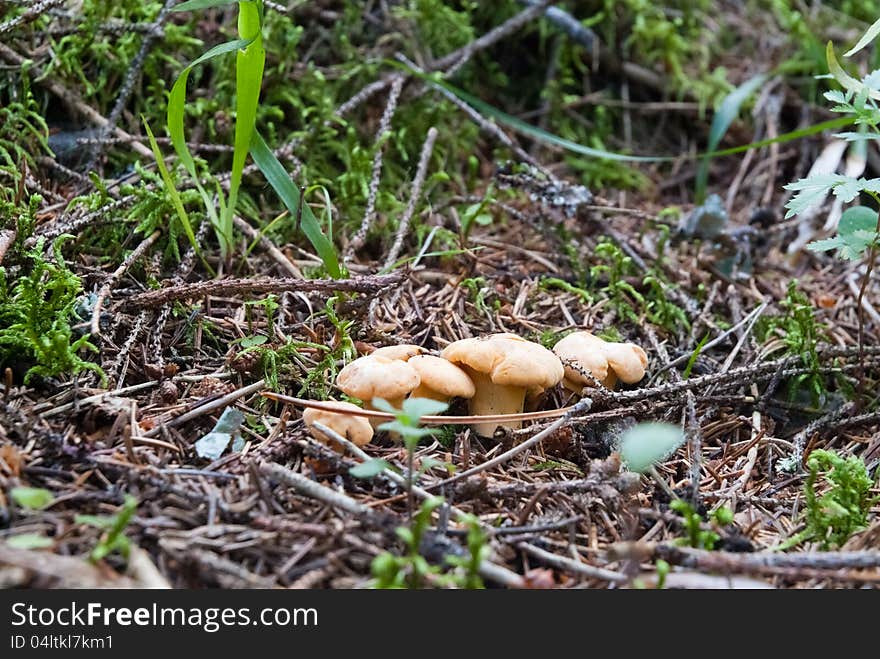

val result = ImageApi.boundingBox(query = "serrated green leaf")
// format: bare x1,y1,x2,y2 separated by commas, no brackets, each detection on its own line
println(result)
783,174,850,217
807,205,878,260
844,18,880,57
349,458,391,479
824,90,849,105
10,487,54,510
619,423,686,474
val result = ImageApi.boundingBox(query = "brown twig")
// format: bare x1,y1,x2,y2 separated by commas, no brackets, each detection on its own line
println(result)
120,272,404,308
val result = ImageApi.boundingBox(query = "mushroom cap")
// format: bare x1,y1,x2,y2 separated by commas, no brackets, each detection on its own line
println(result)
604,342,648,384
336,355,420,402
552,331,610,385
303,402,373,448
441,333,563,389
408,355,475,398
370,344,424,361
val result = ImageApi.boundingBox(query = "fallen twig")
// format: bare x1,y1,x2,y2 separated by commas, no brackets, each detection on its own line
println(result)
120,272,404,308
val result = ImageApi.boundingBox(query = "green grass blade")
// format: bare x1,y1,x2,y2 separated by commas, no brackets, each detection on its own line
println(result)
220,1,265,258
173,0,241,11
167,37,253,241
844,17,880,57
250,131,341,278
394,63,854,165
167,38,253,182
142,118,200,255
695,73,768,202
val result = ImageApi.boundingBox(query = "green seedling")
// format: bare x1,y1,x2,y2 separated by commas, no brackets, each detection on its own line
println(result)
75,495,138,563
778,449,876,550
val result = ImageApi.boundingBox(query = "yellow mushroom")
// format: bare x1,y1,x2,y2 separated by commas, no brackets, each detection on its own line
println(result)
336,355,420,428
442,333,563,436
407,354,475,404
302,401,373,453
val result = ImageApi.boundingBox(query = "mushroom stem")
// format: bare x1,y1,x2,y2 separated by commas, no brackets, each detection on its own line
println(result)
365,396,406,429
465,369,526,436
409,384,449,404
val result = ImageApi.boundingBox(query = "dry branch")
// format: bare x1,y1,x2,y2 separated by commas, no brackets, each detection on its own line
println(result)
120,272,404,308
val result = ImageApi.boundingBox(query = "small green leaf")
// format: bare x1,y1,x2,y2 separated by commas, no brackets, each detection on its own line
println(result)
400,396,449,419
619,423,686,474
76,514,115,529
10,487,54,510
238,335,267,348
6,534,54,549
807,205,878,260
784,174,852,217
349,458,391,479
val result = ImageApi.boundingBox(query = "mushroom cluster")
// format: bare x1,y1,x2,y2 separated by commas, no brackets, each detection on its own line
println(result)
299,331,648,445
552,331,648,393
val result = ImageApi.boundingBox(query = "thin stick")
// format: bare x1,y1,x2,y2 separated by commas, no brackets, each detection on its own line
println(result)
346,75,405,258
233,215,303,278
142,379,266,438
518,542,627,583
91,229,162,336
260,461,373,515
383,127,438,270
433,0,552,73
121,272,403,308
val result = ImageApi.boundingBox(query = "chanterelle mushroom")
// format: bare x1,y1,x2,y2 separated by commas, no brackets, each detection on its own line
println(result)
303,402,373,452
553,331,647,392
603,341,648,386
370,344,424,361
408,354,475,403
441,333,563,436
336,355,420,427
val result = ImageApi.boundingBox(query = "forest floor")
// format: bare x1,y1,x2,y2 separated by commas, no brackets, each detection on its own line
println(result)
1,1,879,589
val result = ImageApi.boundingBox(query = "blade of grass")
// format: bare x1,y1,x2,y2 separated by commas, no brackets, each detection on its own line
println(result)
844,18,880,57
173,0,241,10
250,131,342,278
167,37,253,247
683,332,710,379
394,63,854,163
695,73,768,202
221,1,265,259
142,119,200,257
